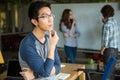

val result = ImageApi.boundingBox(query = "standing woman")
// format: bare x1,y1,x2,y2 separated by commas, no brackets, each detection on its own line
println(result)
59,9,80,63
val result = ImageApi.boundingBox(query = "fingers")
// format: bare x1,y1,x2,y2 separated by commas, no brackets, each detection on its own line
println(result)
20,72,27,80
51,30,55,37
20,70,35,80
21,68,31,72
48,29,53,37
49,30,56,38
20,71,24,76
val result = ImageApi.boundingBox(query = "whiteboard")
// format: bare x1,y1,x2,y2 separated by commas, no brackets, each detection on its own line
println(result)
51,3,120,50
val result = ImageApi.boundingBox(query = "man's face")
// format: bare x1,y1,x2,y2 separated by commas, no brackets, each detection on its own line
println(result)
35,7,55,32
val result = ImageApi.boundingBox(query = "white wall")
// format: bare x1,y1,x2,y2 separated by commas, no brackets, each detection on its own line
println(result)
51,3,120,50
19,3,120,50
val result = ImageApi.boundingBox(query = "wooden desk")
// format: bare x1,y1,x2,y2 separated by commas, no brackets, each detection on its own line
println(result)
61,63,85,80
0,63,85,80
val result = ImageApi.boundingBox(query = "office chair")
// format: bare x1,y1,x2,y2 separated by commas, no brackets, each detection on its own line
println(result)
87,56,116,80
77,56,117,80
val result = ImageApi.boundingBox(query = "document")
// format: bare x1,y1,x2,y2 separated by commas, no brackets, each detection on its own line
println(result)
56,73,70,80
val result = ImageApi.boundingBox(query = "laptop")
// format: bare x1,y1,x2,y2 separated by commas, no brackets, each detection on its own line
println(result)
4,60,24,80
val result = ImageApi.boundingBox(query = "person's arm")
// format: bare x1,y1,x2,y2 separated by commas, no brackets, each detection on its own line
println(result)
71,24,80,38
69,18,76,37
68,19,80,38
20,30,59,77
61,23,76,38
20,44,54,77
48,30,60,75
49,48,61,75
61,23,70,38
101,46,106,55
101,24,110,54
53,47,61,74
20,68,35,80
70,18,76,30
20,47,60,80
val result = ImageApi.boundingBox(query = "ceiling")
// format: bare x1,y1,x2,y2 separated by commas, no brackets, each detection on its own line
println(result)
0,0,33,4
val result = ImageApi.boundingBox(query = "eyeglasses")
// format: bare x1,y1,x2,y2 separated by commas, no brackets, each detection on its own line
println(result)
38,13,55,19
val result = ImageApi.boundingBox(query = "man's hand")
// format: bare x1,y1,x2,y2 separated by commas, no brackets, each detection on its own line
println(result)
64,33,69,38
71,33,76,38
100,47,105,55
49,30,59,47
20,68,35,80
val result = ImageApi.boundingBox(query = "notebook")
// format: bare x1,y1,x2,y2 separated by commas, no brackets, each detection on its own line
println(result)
4,60,23,80
56,73,70,80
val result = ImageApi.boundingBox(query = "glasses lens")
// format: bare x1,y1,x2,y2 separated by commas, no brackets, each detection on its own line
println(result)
38,13,55,19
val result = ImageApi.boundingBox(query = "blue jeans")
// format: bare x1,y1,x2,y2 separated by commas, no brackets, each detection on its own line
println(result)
64,45,77,63
103,48,118,80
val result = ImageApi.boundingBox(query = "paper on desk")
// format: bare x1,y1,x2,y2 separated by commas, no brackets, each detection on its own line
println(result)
56,73,70,80
61,64,65,67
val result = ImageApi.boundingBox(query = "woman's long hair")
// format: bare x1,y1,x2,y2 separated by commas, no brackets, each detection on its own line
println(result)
59,9,72,32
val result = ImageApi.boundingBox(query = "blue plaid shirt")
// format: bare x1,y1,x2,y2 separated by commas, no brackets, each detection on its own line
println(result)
102,17,119,48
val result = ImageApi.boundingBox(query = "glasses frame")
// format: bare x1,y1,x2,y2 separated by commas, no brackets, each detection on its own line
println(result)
38,13,55,19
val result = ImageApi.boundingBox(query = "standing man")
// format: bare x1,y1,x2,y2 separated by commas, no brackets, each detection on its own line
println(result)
100,4,119,80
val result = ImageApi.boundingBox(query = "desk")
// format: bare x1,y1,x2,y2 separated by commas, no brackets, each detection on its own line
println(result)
0,63,85,80
61,63,85,80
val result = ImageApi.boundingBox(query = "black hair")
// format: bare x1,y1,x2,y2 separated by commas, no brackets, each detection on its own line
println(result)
28,1,51,21
101,4,114,18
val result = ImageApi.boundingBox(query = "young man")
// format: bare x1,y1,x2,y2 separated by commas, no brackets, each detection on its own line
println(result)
100,4,119,80
19,1,61,80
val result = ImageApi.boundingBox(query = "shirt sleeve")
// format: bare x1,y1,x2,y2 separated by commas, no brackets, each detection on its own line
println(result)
61,23,69,33
103,24,111,47
54,47,61,74
20,43,54,77
75,24,80,37
61,23,77,37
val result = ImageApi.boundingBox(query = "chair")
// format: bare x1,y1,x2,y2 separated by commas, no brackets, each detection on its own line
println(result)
77,56,117,80
88,56,116,80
